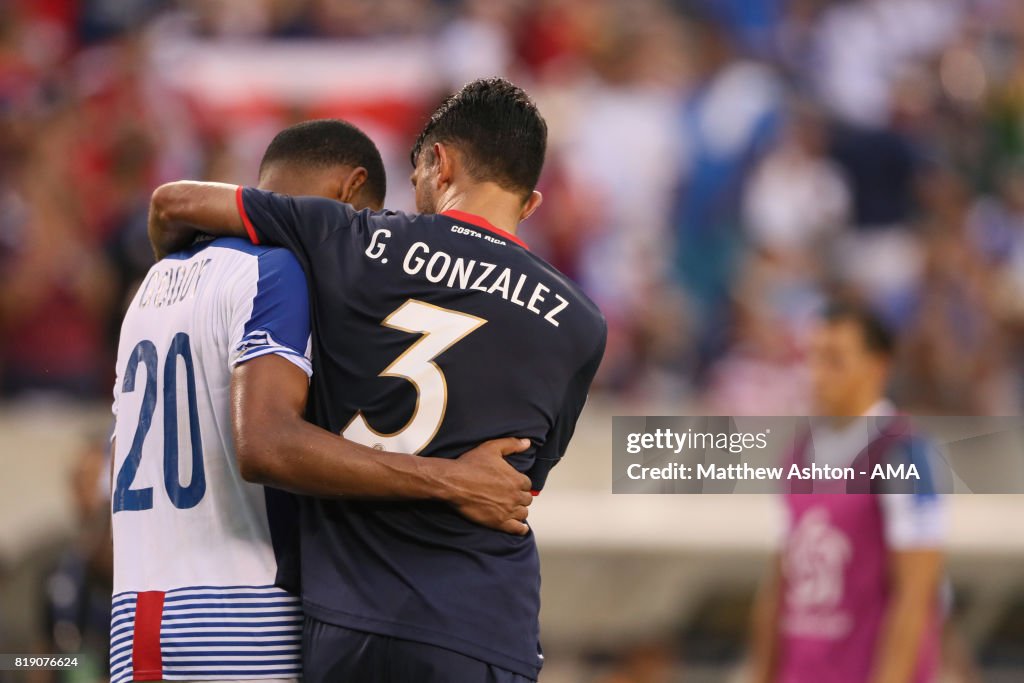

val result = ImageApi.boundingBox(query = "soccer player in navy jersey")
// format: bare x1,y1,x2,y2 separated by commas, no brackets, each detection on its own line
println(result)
148,78,607,683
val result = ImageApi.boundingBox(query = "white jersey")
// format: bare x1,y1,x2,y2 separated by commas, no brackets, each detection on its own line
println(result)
109,237,311,683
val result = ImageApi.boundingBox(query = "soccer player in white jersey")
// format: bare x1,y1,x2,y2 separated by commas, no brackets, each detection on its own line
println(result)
109,120,533,683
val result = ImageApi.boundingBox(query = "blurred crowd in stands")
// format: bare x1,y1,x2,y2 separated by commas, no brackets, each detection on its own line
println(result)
2,0,1024,416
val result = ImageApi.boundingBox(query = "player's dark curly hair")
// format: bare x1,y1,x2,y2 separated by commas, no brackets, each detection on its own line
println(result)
411,78,547,198
822,299,896,358
259,119,386,206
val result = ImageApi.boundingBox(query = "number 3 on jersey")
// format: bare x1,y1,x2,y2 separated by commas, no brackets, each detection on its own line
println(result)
113,332,206,513
343,300,486,454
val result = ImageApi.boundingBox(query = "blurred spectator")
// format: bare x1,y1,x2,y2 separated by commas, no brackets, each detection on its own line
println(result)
38,437,112,682
743,102,849,257
670,10,783,375
811,0,963,127
0,436,111,682
890,163,1016,413
700,278,812,417
0,109,118,399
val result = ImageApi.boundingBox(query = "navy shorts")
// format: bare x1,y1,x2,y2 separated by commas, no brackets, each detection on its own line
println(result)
302,616,536,683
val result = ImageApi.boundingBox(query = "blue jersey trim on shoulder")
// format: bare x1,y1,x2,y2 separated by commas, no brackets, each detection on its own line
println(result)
906,435,939,500
241,247,311,358
165,236,272,260
163,239,214,260
885,434,940,499
209,236,275,257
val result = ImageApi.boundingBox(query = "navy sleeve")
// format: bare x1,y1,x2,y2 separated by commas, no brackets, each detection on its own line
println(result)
238,186,358,261
229,247,312,377
526,324,606,492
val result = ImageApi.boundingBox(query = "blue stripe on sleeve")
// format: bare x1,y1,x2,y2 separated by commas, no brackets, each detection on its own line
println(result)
906,435,938,499
239,247,311,363
886,434,940,500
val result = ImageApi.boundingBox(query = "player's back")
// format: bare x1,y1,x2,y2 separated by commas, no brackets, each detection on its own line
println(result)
310,209,603,471
238,189,607,680
109,238,308,683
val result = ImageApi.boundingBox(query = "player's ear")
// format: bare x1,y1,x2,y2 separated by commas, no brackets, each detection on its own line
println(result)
434,143,453,188
519,191,543,222
338,167,368,206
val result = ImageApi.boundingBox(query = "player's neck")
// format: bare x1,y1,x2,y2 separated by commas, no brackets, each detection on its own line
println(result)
436,183,523,235
825,391,886,426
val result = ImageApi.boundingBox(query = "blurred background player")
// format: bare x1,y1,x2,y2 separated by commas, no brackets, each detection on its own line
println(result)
147,77,606,683
110,118,532,683
749,300,948,683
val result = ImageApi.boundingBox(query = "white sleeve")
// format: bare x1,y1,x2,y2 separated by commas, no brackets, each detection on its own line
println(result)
878,433,948,550
880,493,947,550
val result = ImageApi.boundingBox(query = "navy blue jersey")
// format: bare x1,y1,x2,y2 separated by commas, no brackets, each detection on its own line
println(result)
238,187,606,678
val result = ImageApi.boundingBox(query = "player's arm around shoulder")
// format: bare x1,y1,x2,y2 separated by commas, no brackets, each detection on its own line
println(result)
230,354,535,534
148,181,246,259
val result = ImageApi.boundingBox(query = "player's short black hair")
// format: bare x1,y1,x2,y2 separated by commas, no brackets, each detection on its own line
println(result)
410,78,547,198
259,119,386,206
822,299,896,358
